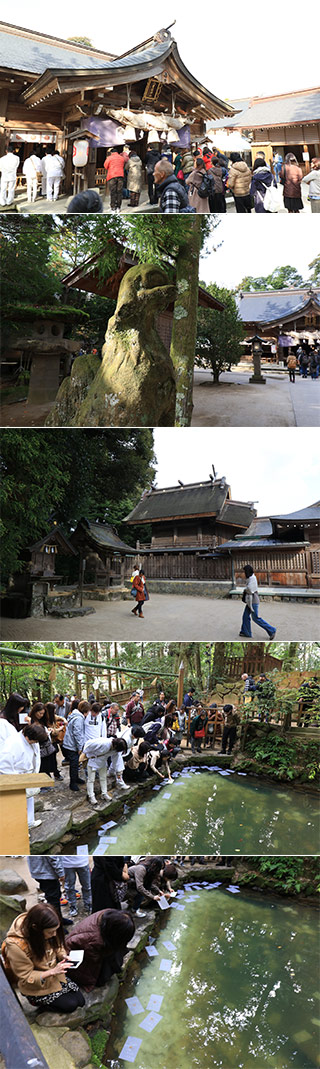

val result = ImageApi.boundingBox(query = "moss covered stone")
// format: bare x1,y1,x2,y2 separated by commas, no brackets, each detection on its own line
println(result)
46,354,101,426
72,264,176,426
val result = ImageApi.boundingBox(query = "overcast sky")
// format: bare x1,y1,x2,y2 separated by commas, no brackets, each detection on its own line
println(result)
200,216,320,289
152,428,320,515
7,1,320,97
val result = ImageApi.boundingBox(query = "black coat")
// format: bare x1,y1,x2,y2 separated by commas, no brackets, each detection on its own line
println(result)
91,857,125,912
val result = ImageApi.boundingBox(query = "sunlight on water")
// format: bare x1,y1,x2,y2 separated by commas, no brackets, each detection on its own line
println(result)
106,889,319,1069
89,772,319,855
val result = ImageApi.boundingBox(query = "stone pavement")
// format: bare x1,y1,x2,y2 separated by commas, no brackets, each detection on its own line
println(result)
192,368,320,427
4,182,312,216
1,593,318,640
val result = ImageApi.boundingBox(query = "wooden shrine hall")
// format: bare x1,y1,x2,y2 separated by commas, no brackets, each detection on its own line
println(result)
237,287,320,361
213,503,320,589
125,474,257,581
70,517,135,588
0,21,234,192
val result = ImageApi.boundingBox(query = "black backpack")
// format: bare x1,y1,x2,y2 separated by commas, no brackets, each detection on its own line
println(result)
198,172,212,199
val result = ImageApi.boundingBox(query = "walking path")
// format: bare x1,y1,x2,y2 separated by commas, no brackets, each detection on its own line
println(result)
3,183,311,216
192,368,320,427
1,594,318,640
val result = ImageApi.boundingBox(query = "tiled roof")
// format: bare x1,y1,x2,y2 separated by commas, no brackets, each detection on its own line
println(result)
208,89,320,130
271,504,320,523
237,288,320,325
0,26,115,73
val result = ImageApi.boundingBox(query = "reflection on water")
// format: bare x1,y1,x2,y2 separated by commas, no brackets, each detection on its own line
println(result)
106,889,319,1069
89,772,319,856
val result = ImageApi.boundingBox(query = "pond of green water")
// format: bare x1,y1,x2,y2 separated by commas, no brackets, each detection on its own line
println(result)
105,888,319,1068
88,772,319,856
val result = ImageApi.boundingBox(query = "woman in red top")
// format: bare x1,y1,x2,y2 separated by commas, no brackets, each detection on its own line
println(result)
280,153,303,213
131,569,146,619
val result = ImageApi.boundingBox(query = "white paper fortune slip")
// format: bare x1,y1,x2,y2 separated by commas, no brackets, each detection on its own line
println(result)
99,820,117,831
159,958,172,972
137,807,146,815
162,941,175,952
125,996,145,1016
119,1036,142,1062
76,845,88,856
158,895,170,910
227,885,241,893
147,994,163,1012
139,1011,162,1033
93,845,107,855
175,904,185,911
162,792,171,799
145,945,158,958
66,950,84,968
152,785,161,791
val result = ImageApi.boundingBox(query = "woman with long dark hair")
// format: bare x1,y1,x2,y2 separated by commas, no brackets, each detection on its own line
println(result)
3,903,85,1012
280,153,303,213
0,692,29,732
45,701,65,779
66,908,135,990
30,702,55,776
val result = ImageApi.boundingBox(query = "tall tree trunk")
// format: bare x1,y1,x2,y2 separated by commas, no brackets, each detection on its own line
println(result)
170,218,202,427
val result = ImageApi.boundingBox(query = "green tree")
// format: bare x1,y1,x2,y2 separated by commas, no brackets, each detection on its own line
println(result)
196,282,243,383
66,36,93,47
309,253,320,284
237,266,305,292
0,429,155,579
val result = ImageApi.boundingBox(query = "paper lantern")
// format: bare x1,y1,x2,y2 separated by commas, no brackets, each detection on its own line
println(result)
147,129,160,143
72,139,89,167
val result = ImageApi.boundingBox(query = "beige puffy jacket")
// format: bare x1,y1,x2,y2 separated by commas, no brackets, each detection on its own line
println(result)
228,160,252,196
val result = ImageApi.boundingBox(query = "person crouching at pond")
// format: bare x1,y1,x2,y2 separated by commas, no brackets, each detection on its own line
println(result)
123,739,150,782
2,903,85,1013
240,565,276,639
80,736,128,804
66,909,134,991
131,568,147,619
189,707,208,752
146,743,174,782
218,704,240,755
127,858,164,914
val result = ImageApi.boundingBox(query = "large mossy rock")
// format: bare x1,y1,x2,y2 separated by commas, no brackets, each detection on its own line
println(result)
46,353,101,426
73,265,177,426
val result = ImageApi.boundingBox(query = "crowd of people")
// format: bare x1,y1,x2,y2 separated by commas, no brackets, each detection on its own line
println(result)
0,673,318,823
0,146,65,205
286,344,320,383
1,854,179,1014
1,140,318,214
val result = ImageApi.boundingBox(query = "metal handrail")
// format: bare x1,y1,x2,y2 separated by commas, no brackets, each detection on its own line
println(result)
0,964,50,1069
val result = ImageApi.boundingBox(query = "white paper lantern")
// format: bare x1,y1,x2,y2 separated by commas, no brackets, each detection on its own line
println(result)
147,129,160,143
167,129,179,144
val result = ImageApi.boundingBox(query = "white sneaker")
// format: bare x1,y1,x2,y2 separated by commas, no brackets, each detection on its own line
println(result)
29,820,42,828
117,779,130,790
88,797,98,806
69,908,78,917
101,793,112,802
136,909,147,917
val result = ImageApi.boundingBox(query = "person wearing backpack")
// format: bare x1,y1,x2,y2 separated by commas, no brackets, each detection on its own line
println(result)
227,153,252,212
186,157,210,212
287,352,297,383
250,158,277,212
208,157,226,212
154,159,194,213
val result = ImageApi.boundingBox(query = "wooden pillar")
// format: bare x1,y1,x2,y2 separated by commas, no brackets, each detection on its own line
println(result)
177,660,184,708
0,774,53,853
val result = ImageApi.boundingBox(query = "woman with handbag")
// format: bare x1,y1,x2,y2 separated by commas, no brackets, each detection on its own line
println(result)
131,568,147,619
280,154,303,213
240,565,276,639
189,708,208,753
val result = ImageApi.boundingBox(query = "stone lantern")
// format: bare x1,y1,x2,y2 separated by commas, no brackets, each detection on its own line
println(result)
13,308,83,406
248,334,266,384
